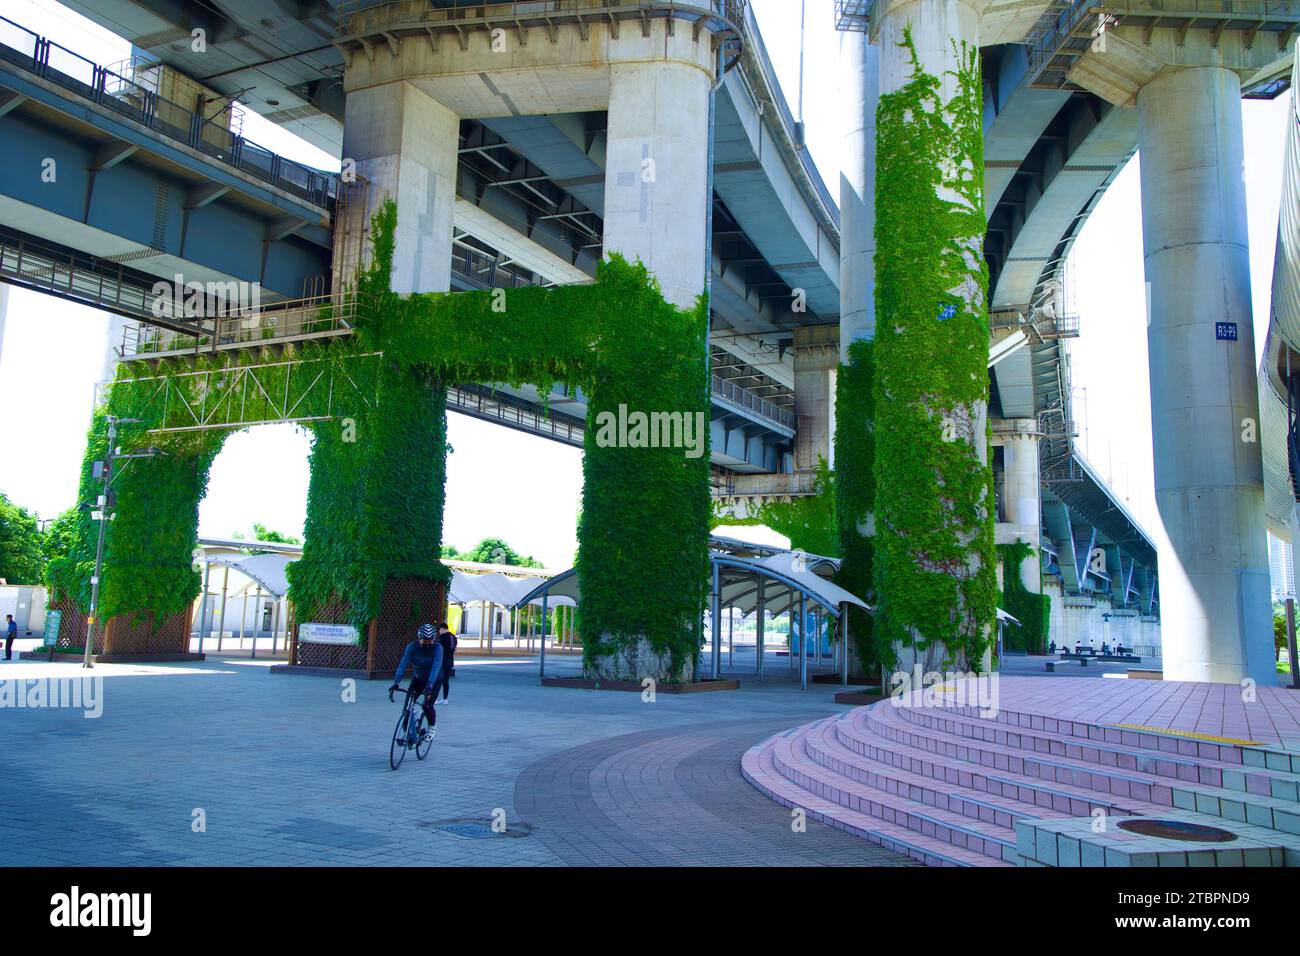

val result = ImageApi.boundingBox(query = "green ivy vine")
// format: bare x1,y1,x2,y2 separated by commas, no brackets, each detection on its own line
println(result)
997,541,1050,653
834,337,878,674
872,26,996,671
52,198,710,682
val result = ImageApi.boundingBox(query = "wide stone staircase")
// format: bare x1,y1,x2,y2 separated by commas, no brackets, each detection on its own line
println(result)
742,681,1300,866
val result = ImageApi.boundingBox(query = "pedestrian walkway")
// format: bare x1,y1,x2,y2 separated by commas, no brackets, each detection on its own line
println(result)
0,654,908,866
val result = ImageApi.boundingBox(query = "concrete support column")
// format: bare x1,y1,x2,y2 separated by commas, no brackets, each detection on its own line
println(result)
1137,66,1274,684
341,81,459,294
878,0,979,98
839,30,879,354
1001,419,1043,593
793,326,838,471
602,55,712,309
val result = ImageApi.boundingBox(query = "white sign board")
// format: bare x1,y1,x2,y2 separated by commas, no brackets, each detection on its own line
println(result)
299,622,361,646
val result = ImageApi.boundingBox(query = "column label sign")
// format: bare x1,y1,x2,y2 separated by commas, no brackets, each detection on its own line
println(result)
1216,322,1238,341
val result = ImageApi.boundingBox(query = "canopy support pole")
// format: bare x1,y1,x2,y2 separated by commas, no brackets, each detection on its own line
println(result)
756,579,765,679
799,593,808,690
710,561,721,680
538,592,549,680
841,602,850,686
216,564,229,653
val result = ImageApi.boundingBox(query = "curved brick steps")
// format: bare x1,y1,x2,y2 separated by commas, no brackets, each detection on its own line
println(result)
743,723,1012,866
839,705,1167,819
801,715,1068,838
742,680,1300,866
885,702,1300,803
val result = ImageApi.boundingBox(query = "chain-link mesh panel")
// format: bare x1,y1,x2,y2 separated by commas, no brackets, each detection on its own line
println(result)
371,578,447,676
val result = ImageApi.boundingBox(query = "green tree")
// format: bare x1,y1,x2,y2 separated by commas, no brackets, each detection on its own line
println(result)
0,492,44,584
41,507,81,585
233,523,301,554
456,536,542,568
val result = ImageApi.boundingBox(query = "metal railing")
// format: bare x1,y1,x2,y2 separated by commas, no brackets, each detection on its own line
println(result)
711,374,794,429
0,230,173,323
1027,0,1300,84
118,291,363,359
338,0,746,36
0,14,337,209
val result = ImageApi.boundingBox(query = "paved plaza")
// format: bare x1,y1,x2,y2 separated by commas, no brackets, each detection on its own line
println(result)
0,650,914,867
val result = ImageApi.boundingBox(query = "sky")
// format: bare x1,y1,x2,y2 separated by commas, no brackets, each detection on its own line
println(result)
0,0,1290,566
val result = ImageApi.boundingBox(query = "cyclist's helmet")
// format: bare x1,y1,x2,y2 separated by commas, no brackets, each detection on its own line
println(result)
417,623,436,642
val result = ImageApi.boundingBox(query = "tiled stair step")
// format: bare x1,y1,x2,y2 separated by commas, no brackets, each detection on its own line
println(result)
1170,781,1300,835
1240,744,1300,775
857,703,1184,807
926,700,1276,767
829,709,1166,821
897,704,1243,787
768,720,1019,864
741,732,1002,867
893,703,1300,801
803,715,1089,831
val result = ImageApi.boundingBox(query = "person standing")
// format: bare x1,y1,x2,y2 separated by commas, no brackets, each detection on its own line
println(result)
435,621,457,704
5,613,16,660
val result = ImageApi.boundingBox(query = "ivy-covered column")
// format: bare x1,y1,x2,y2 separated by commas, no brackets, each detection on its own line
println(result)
577,264,712,683
872,1,996,674
47,410,224,658
835,29,881,676
289,349,451,676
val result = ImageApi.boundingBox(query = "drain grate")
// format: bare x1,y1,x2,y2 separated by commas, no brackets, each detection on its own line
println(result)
436,823,496,840
1117,819,1239,843
423,818,534,840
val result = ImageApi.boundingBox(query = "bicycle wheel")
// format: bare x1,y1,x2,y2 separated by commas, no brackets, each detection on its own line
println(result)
390,703,410,770
416,713,433,760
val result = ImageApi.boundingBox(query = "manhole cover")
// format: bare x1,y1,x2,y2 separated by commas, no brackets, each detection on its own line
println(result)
423,818,534,840
1117,819,1239,843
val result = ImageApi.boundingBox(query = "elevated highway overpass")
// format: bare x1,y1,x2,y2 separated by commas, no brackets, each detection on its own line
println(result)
7,0,1282,673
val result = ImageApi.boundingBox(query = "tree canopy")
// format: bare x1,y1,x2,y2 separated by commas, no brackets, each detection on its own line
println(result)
0,492,43,585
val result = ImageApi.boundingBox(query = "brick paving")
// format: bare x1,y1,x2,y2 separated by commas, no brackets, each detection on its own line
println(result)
0,653,912,866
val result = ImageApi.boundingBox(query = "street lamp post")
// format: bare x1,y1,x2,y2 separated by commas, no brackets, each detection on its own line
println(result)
82,418,116,669
82,415,153,669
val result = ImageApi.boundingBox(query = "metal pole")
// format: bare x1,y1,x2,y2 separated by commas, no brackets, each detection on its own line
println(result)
841,602,850,686
83,420,116,669
216,564,230,653
239,587,248,650
480,602,487,654
756,578,765,678
539,593,549,679
728,601,734,667
250,587,260,659
710,561,721,679
270,597,281,655
788,607,795,671
1284,598,1294,686
799,593,808,690
196,555,211,658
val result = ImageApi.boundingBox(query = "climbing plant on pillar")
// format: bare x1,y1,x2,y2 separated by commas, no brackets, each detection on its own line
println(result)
996,541,1050,653
55,198,711,681
872,27,996,672
336,199,712,682
834,337,878,674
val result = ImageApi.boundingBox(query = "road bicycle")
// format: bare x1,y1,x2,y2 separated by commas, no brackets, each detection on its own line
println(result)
388,683,434,770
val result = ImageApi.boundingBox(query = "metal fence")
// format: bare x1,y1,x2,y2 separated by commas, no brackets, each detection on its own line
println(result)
0,14,336,209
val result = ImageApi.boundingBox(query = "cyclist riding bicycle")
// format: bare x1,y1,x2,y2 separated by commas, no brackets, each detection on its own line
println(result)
390,623,444,745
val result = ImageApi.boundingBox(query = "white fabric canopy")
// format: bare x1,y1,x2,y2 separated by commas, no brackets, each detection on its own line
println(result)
205,553,294,598
449,571,574,608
